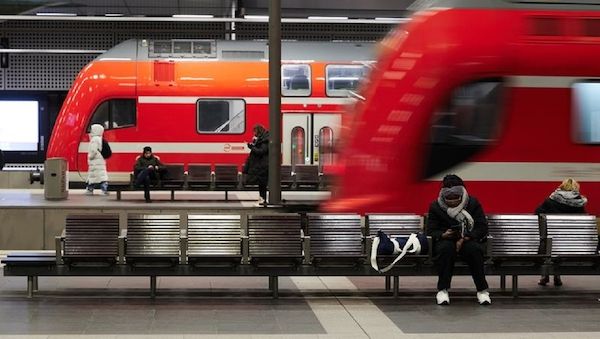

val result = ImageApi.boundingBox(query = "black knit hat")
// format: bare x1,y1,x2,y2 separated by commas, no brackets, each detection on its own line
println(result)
442,174,465,188
143,146,152,153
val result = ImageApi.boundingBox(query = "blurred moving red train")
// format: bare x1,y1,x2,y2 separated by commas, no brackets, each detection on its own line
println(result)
325,0,600,215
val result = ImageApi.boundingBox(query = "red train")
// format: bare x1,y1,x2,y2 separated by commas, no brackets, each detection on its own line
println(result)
325,0,600,215
47,39,374,182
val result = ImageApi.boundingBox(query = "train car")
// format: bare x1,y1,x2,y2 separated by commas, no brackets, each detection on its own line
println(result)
47,39,375,182
325,0,600,215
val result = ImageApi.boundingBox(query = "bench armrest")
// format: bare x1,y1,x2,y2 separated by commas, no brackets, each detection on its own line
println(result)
180,229,188,264
54,229,66,264
118,230,127,265
302,235,311,265
241,235,249,264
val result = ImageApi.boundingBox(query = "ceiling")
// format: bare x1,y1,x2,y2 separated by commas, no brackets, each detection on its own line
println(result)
0,0,414,18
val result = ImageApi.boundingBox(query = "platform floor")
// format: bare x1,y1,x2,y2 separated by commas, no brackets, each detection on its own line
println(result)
0,188,331,209
1,269,600,338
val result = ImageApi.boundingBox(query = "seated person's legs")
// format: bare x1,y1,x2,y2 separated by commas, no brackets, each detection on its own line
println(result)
434,239,457,292
458,241,488,292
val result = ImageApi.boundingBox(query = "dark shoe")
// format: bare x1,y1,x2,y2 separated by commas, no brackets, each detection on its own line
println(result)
145,198,152,203
554,276,563,286
538,276,549,286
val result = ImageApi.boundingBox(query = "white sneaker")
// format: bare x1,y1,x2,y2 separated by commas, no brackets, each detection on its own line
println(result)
102,191,110,196
85,190,93,196
436,289,450,305
477,290,491,305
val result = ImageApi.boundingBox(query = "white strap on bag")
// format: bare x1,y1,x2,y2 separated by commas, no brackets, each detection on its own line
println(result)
370,233,421,273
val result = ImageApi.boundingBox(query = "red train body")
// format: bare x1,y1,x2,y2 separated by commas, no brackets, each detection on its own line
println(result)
47,40,374,182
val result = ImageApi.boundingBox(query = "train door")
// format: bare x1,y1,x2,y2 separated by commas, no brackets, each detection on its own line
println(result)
282,113,340,172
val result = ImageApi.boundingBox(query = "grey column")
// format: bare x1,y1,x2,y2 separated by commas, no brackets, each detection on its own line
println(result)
268,0,282,204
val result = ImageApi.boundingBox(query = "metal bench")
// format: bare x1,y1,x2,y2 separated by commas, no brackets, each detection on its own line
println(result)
366,214,428,296
306,213,363,266
187,163,212,189
58,214,120,266
281,165,294,189
487,214,547,295
125,214,181,266
293,164,320,189
186,214,243,267
541,214,600,275
248,213,303,298
111,164,186,200
214,164,240,199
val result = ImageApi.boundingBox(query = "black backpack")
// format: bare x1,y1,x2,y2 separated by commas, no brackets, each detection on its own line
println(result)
100,139,112,159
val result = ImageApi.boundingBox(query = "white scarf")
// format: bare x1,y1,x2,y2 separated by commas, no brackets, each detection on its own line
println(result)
437,186,474,235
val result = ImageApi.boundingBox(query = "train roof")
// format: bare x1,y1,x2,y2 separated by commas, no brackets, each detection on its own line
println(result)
409,0,600,11
97,39,376,63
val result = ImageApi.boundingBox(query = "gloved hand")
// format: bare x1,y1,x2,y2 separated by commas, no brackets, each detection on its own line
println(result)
247,143,254,149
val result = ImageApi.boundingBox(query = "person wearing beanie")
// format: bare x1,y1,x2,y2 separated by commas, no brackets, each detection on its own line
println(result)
535,178,588,287
133,146,165,202
426,174,491,305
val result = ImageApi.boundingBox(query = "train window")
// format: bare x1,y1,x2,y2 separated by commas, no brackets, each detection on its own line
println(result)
197,99,245,134
425,79,504,178
281,64,311,97
573,82,600,143
326,65,368,97
318,127,334,172
88,99,136,131
291,126,306,169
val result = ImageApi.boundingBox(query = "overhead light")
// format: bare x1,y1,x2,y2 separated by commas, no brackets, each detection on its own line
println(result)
245,15,269,19
105,13,124,17
308,16,348,20
36,12,77,16
173,14,214,18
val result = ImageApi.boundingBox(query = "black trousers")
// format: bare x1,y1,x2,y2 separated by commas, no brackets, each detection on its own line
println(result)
134,168,164,200
257,176,268,200
434,239,489,292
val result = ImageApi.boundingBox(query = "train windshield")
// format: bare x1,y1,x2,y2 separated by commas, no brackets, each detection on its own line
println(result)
425,79,505,177
88,99,136,131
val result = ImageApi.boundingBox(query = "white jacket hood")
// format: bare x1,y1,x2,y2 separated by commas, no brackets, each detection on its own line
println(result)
90,124,104,137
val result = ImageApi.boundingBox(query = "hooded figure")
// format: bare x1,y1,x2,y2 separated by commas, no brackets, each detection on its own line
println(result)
243,124,270,205
535,178,588,287
426,174,490,305
86,124,109,194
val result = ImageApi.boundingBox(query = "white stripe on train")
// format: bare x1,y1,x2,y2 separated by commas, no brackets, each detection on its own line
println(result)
137,96,354,105
427,162,600,182
78,142,250,154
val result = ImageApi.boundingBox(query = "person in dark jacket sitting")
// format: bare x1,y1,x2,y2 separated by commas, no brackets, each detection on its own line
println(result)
133,146,165,203
243,124,269,206
427,174,491,305
535,178,588,287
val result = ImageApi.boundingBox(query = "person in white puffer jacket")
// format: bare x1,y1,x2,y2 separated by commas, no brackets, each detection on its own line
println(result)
86,124,109,195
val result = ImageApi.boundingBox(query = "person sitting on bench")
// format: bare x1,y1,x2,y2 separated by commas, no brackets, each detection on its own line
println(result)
134,146,166,203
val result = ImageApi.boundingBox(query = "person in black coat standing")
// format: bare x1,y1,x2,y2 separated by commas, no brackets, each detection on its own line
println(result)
427,174,491,305
243,124,269,205
535,178,588,287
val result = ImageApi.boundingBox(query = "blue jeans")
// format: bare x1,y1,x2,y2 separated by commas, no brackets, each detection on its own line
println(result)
86,181,108,193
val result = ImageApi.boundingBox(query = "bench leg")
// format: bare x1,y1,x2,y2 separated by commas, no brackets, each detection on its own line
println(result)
32,276,39,292
393,276,399,298
150,276,157,299
27,276,34,298
270,276,279,299
385,276,391,292
225,190,228,201
171,190,175,201
512,275,518,298
117,191,122,200
500,275,506,291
